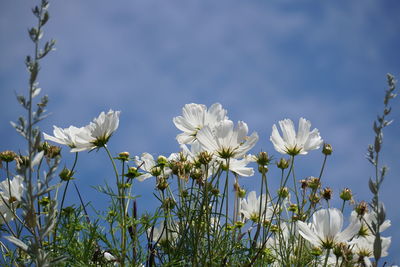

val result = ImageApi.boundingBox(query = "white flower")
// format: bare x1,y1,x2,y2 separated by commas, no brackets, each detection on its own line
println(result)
72,109,120,152
0,175,25,224
197,120,258,159
43,125,89,150
240,191,272,223
270,118,323,156
148,223,178,245
350,210,391,236
134,153,172,182
173,103,227,144
297,208,360,249
351,235,391,259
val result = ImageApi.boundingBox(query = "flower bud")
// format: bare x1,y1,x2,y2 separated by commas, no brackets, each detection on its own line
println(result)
0,150,17,162
340,188,352,201
307,177,321,190
238,188,246,198
39,196,50,206
321,187,332,201
277,187,289,199
309,193,321,204
310,247,323,256
270,224,279,233
277,158,289,170
198,151,213,165
299,179,308,190
258,165,268,174
190,168,203,180
235,221,244,229
151,166,162,177
46,145,61,159
126,167,140,179
355,201,368,217
288,203,298,213
211,188,220,196
157,155,168,167
59,167,74,181
118,151,130,161
322,143,333,155
157,178,169,191
256,152,270,166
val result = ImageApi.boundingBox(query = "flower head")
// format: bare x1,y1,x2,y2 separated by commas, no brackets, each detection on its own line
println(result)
270,118,323,156
173,103,227,144
43,125,88,149
72,110,120,152
240,191,272,223
197,120,258,159
297,208,360,249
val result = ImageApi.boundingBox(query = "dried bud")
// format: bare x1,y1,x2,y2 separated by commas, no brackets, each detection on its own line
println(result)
300,179,308,190
340,188,352,201
46,145,61,159
321,187,332,201
307,177,321,190
256,151,270,166
277,158,289,170
309,193,321,204
0,150,17,162
277,187,289,199
322,143,333,156
59,167,74,181
117,151,130,161
355,201,368,217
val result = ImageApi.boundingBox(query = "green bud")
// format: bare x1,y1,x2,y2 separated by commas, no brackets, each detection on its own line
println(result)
157,155,168,166
340,188,352,201
322,143,333,156
235,221,244,229
277,187,289,199
277,158,289,170
59,167,74,181
310,247,323,256
117,151,130,161
256,151,270,166
258,165,268,174
39,196,50,206
238,188,246,198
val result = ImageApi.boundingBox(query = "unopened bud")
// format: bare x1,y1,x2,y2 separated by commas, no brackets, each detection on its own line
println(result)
277,158,289,170
39,196,50,206
256,152,270,166
340,188,352,201
157,155,168,166
258,165,268,174
322,143,333,156
238,188,246,198
235,221,244,228
309,193,321,204
288,204,298,213
157,179,169,191
118,151,130,161
277,187,289,199
59,167,74,181
0,150,17,162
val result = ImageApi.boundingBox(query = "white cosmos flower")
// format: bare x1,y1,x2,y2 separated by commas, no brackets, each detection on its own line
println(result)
227,158,254,177
71,109,120,152
197,120,258,159
297,208,360,249
43,125,89,150
270,118,323,156
173,103,227,144
0,175,25,224
351,235,391,260
240,191,272,223
350,210,391,236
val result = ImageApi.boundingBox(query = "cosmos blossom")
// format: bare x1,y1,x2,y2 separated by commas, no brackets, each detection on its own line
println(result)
297,208,360,249
173,103,228,144
0,175,25,224
43,125,89,150
240,191,272,223
270,118,323,156
196,120,258,159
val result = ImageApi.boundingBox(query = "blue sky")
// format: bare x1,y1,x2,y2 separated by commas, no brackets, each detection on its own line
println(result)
1,0,400,263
